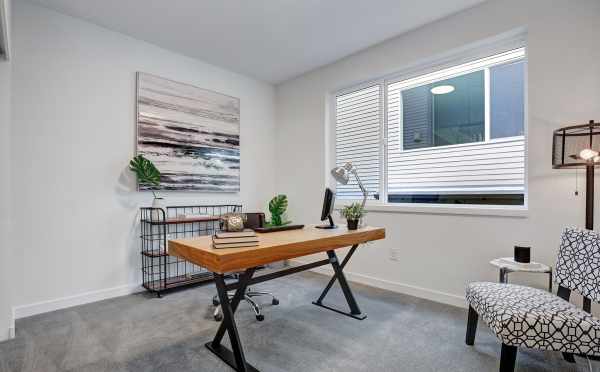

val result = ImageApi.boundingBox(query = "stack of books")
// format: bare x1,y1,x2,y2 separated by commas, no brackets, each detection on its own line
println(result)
212,229,259,249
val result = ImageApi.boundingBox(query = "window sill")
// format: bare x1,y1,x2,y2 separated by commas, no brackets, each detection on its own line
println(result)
335,202,528,218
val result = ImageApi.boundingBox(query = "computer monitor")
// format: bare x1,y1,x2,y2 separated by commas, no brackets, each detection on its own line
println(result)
315,187,336,229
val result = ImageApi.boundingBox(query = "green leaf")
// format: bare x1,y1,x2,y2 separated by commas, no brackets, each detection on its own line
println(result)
268,194,288,226
129,155,161,187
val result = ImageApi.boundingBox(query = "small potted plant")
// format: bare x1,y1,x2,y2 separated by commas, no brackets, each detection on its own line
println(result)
266,194,291,227
340,203,365,230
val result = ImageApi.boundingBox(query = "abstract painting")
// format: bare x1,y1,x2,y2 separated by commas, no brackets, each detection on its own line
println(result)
136,72,240,192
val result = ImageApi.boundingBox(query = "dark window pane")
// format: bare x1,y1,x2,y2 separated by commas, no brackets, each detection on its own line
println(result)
490,61,524,139
387,193,524,205
401,70,485,149
432,71,485,146
401,85,433,149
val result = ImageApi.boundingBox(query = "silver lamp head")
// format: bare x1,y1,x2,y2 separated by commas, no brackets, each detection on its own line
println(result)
330,162,354,185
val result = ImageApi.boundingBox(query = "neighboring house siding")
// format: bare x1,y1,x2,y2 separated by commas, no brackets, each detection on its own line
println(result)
387,136,525,194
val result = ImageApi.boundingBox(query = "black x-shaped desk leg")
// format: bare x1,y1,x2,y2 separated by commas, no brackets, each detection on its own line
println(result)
206,245,366,372
206,268,259,372
312,244,367,320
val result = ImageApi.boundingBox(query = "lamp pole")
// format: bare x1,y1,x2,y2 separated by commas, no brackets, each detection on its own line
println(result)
585,120,595,230
586,164,594,230
351,168,368,209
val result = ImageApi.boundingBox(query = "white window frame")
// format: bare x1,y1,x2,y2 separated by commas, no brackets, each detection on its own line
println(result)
391,48,525,152
329,34,529,217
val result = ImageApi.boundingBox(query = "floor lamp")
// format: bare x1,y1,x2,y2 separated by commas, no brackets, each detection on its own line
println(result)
552,120,600,230
552,120,599,314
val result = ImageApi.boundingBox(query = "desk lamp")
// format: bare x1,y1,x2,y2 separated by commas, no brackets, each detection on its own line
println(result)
331,162,368,209
552,120,600,230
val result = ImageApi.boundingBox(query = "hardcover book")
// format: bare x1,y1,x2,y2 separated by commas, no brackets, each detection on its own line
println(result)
212,242,260,249
213,236,259,244
214,229,257,239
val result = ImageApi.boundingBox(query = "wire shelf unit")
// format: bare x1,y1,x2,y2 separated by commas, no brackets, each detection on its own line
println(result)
140,204,242,297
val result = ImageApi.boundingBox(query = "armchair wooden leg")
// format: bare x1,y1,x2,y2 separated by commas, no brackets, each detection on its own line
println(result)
466,305,478,345
500,344,517,372
562,352,576,363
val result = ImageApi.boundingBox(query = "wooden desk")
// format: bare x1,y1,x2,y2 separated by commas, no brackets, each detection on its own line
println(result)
168,225,385,372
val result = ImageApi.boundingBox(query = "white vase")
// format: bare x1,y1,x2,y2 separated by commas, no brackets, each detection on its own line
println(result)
151,197,165,221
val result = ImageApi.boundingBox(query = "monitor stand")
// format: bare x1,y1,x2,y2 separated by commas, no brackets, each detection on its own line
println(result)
315,215,337,229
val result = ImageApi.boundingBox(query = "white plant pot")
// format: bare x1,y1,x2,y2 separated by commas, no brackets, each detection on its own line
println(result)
151,197,165,221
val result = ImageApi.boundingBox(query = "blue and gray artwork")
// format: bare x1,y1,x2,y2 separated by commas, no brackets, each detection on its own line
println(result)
136,72,240,192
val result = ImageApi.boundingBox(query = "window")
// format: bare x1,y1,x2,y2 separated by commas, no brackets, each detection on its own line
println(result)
334,47,526,206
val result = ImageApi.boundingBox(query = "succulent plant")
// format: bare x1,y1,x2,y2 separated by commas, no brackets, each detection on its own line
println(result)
340,203,365,221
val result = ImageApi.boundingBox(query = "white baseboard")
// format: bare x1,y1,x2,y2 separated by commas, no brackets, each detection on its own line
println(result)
0,326,14,343
13,283,144,320
291,260,467,309
11,265,466,326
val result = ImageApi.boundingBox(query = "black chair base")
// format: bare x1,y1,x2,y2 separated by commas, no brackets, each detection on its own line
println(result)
213,288,279,322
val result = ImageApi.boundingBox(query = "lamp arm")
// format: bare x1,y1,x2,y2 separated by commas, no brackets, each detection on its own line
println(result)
352,170,368,209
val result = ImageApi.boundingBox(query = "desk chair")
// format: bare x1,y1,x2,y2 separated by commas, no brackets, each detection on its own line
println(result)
212,212,279,321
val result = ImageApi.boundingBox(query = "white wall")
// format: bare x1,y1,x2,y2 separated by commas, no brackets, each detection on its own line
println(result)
0,0,12,343
9,1,276,318
276,0,600,309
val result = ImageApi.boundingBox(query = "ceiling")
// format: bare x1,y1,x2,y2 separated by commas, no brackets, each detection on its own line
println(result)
29,0,487,84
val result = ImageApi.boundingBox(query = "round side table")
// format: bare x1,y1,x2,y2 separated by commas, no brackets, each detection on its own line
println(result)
489,257,553,292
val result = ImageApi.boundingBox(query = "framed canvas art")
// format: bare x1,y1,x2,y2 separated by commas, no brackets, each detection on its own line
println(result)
136,72,240,192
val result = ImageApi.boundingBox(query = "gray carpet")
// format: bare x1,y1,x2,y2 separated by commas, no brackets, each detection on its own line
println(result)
0,271,597,372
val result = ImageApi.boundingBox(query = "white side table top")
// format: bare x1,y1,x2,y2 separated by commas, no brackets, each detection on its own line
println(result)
490,257,551,273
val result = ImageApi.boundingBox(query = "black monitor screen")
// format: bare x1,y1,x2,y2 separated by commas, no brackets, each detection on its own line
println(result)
320,188,335,221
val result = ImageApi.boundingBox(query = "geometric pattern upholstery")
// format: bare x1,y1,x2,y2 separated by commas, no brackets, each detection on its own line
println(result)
466,282,600,356
555,227,600,303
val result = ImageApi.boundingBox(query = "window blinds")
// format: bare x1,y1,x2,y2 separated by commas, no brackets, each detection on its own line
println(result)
335,85,381,199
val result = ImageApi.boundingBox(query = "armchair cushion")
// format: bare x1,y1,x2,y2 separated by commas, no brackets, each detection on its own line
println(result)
466,282,600,355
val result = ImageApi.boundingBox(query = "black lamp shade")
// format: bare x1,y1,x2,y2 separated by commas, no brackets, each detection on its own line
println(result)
553,120,600,168
553,120,599,231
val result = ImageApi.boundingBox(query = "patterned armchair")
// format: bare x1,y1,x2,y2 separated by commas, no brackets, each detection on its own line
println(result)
465,227,600,372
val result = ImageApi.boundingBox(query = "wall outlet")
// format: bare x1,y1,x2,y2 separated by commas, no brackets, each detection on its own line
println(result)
389,248,400,261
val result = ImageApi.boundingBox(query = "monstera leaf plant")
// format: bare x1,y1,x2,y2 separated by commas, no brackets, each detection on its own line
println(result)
129,155,161,198
267,194,291,227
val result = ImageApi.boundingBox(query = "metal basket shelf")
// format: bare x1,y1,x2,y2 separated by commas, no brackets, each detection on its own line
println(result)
140,204,242,296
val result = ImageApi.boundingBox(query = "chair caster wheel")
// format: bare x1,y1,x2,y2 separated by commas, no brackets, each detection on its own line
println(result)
212,299,220,306
272,298,279,305
214,313,223,321
256,314,264,321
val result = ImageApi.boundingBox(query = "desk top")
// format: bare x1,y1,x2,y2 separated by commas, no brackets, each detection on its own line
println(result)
168,225,385,274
